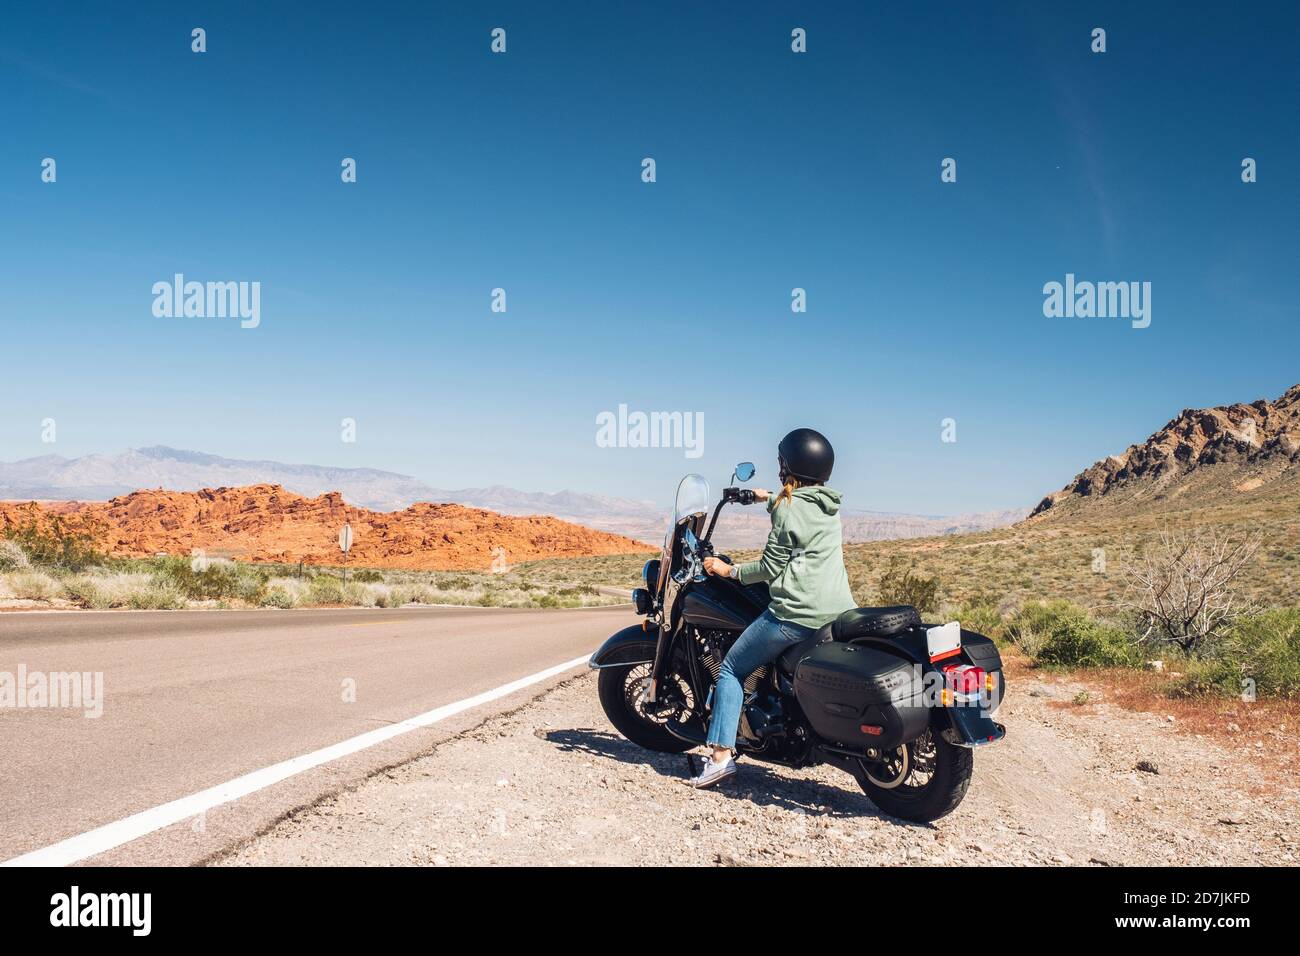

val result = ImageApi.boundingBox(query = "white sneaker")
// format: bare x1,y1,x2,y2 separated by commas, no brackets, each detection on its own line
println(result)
689,755,737,789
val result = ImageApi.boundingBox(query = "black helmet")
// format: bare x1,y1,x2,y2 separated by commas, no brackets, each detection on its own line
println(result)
778,428,835,484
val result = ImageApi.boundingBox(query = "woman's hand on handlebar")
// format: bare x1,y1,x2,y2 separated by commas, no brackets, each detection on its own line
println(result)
703,556,733,577
752,488,771,502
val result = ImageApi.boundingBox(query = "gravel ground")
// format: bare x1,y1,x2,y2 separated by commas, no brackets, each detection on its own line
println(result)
216,671,1300,867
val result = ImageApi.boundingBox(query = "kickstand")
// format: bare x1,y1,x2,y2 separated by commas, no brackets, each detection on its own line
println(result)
685,753,703,777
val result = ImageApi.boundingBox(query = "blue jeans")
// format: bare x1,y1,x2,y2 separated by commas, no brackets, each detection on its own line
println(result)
705,610,815,750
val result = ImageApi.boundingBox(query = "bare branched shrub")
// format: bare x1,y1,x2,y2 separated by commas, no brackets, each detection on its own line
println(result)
1123,527,1261,655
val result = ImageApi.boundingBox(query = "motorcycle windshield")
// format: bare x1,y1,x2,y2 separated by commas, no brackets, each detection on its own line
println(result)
672,474,711,524
655,474,710,583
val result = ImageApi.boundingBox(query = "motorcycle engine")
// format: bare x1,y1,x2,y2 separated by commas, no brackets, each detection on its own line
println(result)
694,627,768,693
692,625,802,759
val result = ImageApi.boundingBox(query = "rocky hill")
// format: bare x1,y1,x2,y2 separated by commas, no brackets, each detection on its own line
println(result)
0,484,651,571
1031,384,1300,518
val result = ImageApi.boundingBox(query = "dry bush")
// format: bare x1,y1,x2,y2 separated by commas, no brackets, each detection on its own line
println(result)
1123,526,1261,655
6,570,63,602
0,540,31,572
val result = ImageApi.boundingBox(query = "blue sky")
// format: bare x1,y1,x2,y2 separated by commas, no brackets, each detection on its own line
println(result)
1,1,1296,514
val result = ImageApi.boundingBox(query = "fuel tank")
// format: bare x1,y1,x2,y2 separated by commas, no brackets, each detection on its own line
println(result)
681,577,767,631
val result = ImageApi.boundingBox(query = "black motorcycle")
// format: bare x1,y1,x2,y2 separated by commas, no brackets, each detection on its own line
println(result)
590,465,1006,823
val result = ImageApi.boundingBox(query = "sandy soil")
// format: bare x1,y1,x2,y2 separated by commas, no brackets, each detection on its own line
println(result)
215,670,1300,867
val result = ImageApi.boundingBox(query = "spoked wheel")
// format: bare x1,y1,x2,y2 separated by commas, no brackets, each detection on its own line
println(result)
597,663,695,753
854,727,973,823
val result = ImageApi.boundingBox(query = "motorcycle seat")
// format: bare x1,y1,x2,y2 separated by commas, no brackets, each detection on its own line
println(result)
833,605,921,640
776,606,921,676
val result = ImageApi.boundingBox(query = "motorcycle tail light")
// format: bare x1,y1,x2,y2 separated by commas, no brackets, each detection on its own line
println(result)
859,724,883,736
943,663,985,696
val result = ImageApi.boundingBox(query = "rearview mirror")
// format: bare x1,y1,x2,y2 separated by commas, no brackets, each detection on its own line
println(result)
734,462,755,482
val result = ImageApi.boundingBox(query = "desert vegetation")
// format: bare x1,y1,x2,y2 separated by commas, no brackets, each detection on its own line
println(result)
0,517,621,612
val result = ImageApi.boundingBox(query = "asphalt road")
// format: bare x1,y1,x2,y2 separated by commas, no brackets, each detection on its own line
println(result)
0,605,634,865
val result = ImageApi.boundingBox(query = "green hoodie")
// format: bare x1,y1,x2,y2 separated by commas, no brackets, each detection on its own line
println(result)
735,486,858,629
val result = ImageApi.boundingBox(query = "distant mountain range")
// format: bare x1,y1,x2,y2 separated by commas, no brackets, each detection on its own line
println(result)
0,446,1026,547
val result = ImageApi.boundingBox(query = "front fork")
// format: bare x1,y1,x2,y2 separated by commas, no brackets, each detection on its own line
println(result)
645,576,684,703
644,618,673,703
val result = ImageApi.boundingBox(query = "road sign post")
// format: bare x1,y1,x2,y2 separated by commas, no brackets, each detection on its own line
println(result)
340,523,353,583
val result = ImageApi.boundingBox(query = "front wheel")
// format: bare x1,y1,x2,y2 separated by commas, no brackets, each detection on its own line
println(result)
597,663,695,754
854,727,973,823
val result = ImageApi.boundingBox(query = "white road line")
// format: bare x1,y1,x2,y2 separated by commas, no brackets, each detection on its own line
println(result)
2,654,591,867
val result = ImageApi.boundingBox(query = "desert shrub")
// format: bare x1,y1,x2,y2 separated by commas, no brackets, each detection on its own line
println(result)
342,581,377,607
351,569,384,583
234,572,268,605
261,587,296,609
60,571,188,609
151,556,243,600
127,582,186,610
306,574,345,605
2,510,105,571
8,570,62,602
61,574,106,608
1165,608,1300,699
401,585,438,605
1163,657,1244,698
436,575,475,591
375,583,438,607
954,593,1006,643
1007,600,1141,669
265,577,309,604
877,556,940,612
0,540,30,572
1228,608,1300,698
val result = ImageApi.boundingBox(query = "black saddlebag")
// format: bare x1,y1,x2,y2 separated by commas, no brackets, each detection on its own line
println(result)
794,641,929,749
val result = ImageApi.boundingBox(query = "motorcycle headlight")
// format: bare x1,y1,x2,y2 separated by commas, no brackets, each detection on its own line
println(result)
642,559,661,594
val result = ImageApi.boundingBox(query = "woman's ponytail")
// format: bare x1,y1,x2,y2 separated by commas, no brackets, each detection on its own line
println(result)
776,478,799,507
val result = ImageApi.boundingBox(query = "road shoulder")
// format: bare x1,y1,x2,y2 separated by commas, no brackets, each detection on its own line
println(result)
214,671,1300,866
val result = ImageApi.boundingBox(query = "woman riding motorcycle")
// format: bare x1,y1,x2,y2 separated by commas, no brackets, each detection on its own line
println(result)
688,428,858,789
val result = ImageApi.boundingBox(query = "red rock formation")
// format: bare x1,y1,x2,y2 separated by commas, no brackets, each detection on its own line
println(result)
0,484,652,570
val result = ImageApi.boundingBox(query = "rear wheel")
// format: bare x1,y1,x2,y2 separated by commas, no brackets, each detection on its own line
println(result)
854,727,973,823
597,663,695,754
